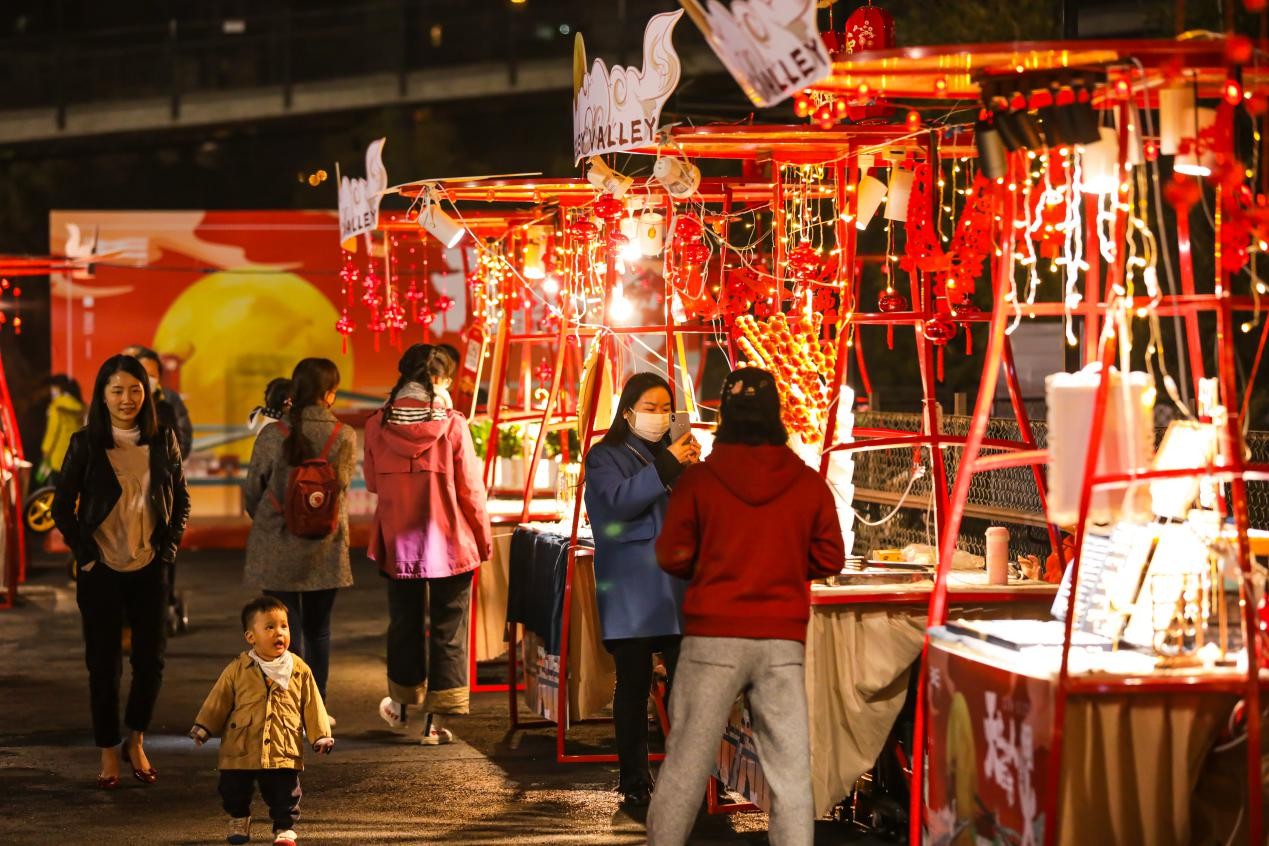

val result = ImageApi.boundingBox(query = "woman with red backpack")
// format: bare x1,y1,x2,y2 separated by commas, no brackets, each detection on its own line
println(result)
243,358,356,708
366,344,491,745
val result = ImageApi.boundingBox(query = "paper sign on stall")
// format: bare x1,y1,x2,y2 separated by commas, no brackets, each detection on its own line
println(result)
572,11,684,164
337,138,387,248
678,0,831,108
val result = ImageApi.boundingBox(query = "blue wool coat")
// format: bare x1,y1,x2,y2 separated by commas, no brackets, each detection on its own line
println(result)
583,436,687,641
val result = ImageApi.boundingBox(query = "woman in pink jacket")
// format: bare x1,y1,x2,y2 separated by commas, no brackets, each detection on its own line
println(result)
365,344,492,745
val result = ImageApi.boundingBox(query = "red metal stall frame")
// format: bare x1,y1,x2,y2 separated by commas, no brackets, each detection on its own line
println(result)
909,72,1269,845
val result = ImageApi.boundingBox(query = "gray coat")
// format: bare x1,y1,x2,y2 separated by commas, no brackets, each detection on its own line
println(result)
243,406,357,592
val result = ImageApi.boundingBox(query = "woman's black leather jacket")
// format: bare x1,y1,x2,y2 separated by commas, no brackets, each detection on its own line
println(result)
51,426,191,566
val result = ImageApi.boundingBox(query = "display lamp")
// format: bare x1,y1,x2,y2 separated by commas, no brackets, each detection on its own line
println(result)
856,174,888,230
654,155,701,199
418,192,465,249
587,156,633,198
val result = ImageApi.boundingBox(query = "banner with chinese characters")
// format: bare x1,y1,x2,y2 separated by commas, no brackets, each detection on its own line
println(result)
337,137,387,246
924,640,1052,846
678,0,831,107
572,10,684,163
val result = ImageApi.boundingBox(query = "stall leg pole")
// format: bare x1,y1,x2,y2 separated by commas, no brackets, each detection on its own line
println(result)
911,174,1018,846
820,155,859,474
1176,211,1207,400
482,314,512,488
1001,336,1062,558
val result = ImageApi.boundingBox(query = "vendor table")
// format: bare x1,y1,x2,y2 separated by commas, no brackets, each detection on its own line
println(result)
717,574,1059,817
924,625,1256,846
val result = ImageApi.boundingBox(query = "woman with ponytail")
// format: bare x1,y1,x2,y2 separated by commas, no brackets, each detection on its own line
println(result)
243,358,356,706
365,344,491,745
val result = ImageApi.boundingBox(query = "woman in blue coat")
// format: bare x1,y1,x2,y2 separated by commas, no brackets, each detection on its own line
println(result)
584,372,698,806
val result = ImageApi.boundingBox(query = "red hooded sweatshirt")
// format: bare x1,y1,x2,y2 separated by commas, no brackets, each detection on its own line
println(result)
655,443,844,642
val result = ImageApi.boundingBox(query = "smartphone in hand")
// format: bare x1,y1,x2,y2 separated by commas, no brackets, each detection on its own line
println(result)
669,411,691,443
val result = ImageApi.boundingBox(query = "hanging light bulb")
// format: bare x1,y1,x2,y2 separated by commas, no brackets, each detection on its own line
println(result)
609,283,634,322
855,174,888,230
653,155,701,199
542,275,561,296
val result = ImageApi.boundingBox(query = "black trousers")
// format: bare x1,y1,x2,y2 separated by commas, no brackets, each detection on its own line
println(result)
605,635,681,793
385,573,472,708
219,769,301,831
264,589,337,700
76,559,168,748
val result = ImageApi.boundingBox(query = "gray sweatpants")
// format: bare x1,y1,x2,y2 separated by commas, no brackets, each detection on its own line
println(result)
646,636,813,846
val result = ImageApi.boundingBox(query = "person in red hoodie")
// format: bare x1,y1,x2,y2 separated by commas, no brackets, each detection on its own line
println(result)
365,344,492,746
647,367,844,846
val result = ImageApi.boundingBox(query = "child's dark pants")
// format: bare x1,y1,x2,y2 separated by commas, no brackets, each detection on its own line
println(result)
219,769,301,831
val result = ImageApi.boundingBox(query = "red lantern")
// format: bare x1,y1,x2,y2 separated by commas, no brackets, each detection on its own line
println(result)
878,290,910,312
787,243,820,277
794,94,814,118
923,315,957,344
681,241,711,265
570,219,599,240
905,110,921,132
844,2,895,54
436,295,455,313
673,216,704,241
594,193,624,221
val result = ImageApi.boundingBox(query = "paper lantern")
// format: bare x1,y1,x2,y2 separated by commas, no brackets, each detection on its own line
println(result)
844,2,895,53
1078,127,1120,195
1045,366,1155,525
594,193,624,221
1159,87,1195,155
884,169,914,221
638,212,665,256
1174,108,1218,176
855,174,888,230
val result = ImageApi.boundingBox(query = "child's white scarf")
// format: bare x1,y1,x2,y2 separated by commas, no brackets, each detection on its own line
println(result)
249,650,294,690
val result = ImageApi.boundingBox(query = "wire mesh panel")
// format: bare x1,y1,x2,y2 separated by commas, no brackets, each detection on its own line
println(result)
847,411,1269,560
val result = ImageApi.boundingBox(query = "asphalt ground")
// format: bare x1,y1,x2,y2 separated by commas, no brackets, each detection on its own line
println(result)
0,550,882,845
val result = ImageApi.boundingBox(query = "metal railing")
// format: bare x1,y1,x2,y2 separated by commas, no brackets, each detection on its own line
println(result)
0,0,672,116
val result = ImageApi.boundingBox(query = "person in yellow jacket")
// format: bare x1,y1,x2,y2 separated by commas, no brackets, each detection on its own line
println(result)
191,596,334,846
40,375,84,482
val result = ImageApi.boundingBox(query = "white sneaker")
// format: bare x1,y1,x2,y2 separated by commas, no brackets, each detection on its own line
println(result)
420,726,454,746
226,816,251,844
272,830,297,846
378,696,407,729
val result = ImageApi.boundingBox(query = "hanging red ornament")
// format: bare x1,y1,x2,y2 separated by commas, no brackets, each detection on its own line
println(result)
877,290,910,312
335,310,356,353
673,216,704,241
794,94,814,118
570,219,599,240
843,2,895,54
905,109,922,132
535,359,555,385
594,194,624,221
787,243,820,278
436,295,455,313
923,314,957,344
608,232,631,254
681,241,711,265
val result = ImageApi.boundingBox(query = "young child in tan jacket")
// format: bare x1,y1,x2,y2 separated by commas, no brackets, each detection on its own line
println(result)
191,596,334,846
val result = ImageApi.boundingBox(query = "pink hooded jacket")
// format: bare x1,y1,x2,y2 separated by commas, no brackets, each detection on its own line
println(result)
363,397,492,579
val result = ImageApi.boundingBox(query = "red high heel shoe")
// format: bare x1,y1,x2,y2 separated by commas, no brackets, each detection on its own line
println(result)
96,774,121,790
122,744,158,785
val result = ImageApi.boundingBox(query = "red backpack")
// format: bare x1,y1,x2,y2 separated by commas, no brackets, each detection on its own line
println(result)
269,422,344,539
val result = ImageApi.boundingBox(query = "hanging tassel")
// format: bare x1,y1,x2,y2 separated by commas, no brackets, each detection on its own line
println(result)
937,346,945,381
964,325,973,356
887,324,895,350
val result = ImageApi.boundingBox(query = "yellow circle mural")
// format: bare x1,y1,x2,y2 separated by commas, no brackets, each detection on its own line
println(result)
153,270,351,454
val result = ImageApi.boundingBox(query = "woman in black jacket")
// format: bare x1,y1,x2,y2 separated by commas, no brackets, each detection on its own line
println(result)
51,354,191,789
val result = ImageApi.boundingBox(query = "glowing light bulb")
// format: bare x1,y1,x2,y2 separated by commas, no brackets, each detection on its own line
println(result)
542,275,560,296
609,284,634,322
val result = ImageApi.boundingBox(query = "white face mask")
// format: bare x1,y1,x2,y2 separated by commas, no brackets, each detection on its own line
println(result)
627,411,670,441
